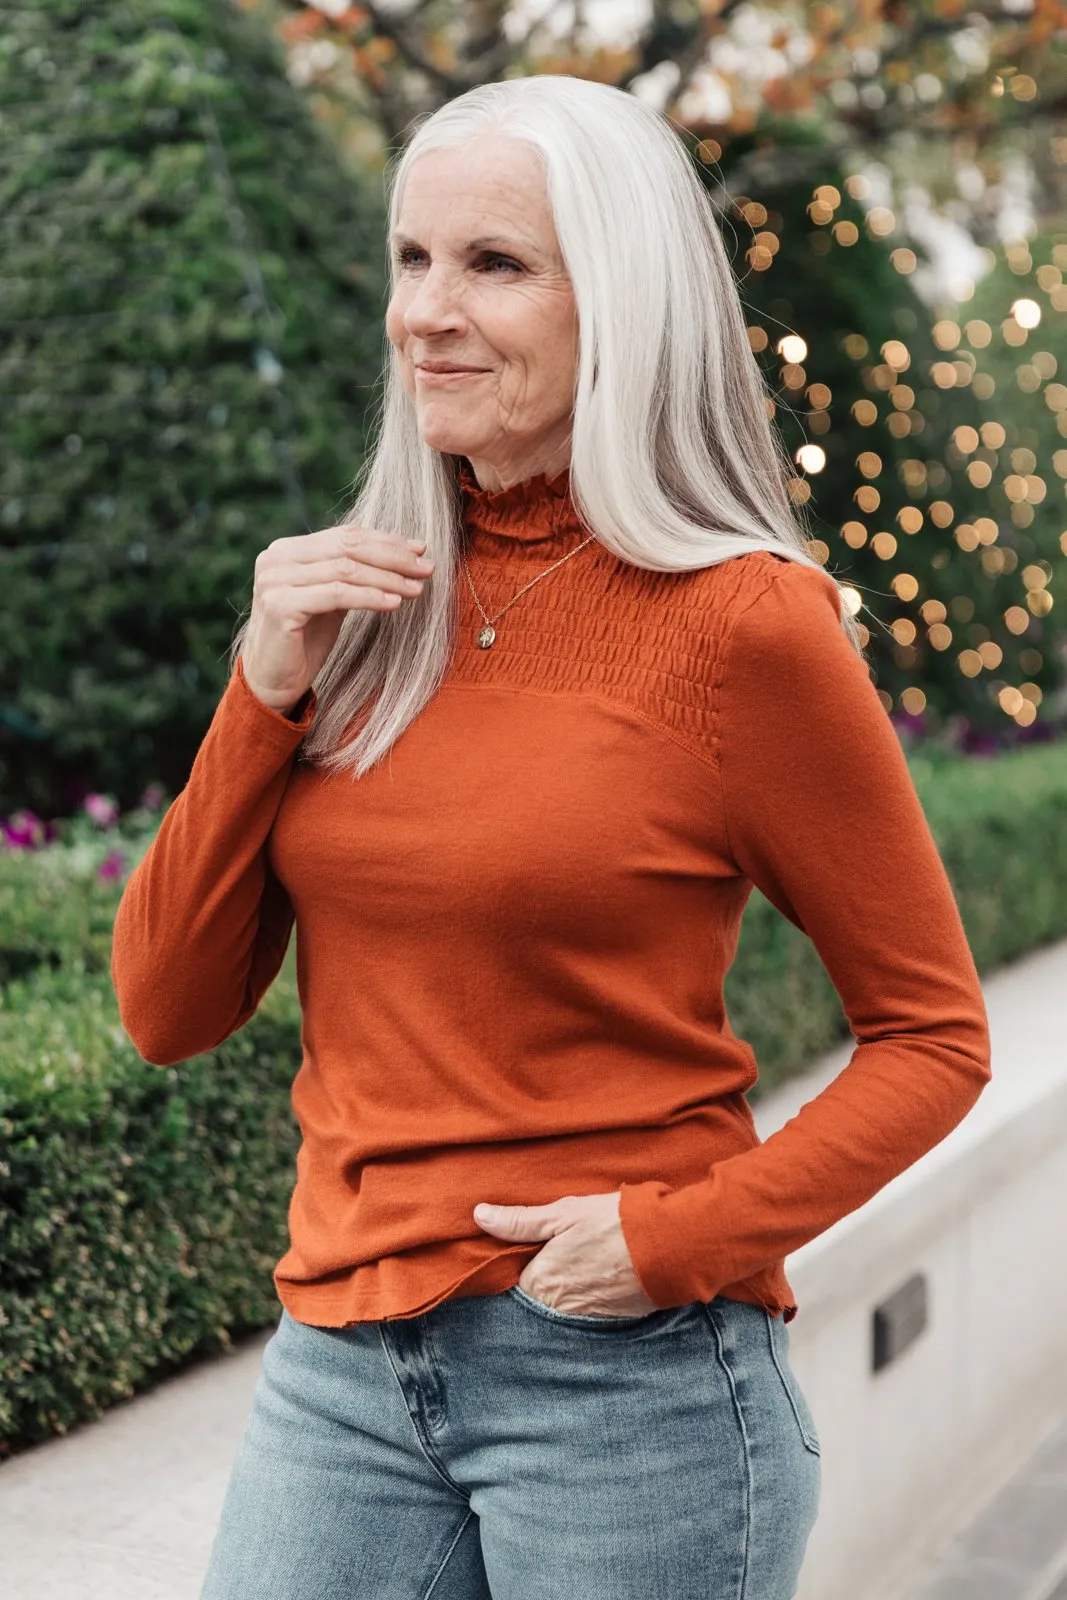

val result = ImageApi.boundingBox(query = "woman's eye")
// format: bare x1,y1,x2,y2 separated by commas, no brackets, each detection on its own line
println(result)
394,247,521,274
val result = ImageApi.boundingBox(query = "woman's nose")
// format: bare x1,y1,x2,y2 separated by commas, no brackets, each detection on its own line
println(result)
404,266,464,335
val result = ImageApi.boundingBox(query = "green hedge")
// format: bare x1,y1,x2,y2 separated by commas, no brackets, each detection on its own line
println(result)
0,947,301,1455
4,737,1067,1451
0,0,387,818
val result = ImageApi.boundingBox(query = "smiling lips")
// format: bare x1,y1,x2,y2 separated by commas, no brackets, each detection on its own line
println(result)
415,366,489,385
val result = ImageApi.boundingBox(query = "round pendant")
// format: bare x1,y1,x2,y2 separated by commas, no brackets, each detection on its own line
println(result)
476,624,496,649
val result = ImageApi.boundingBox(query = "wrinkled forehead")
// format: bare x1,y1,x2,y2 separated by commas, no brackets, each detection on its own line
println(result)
393,137,559,261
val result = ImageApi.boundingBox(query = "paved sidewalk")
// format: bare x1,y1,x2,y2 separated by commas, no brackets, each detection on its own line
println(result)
905,1415,1067,1600
0,1329,271,1599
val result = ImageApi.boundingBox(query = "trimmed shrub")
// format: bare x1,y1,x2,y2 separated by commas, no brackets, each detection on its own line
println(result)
0,0,387,817
0,960,301,1453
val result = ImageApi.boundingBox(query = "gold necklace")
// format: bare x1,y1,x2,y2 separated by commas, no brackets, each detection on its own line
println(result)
460,536,597,649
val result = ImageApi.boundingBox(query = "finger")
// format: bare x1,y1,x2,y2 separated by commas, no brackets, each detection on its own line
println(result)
264,580,408,617
273,527,429,567
262,556,429,599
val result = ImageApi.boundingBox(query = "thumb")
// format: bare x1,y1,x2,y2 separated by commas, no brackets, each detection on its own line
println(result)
473,1202,554,1240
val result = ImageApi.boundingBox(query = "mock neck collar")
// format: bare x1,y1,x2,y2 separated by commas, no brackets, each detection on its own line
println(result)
457,457,585,544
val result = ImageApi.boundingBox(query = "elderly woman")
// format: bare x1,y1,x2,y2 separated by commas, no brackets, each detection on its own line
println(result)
112,73,991,1600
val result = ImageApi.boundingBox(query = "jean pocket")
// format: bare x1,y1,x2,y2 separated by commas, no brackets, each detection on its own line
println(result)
766,1313,821,1457
506,1283,695,1333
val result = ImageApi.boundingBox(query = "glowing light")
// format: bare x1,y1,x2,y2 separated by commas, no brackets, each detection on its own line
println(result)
933,321,962,351
778,335,808,364
1012,298,1042,329
796,444,827,473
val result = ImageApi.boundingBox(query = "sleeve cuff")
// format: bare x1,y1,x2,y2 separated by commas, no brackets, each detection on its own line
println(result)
618,1178,726,1308
229,655,318,739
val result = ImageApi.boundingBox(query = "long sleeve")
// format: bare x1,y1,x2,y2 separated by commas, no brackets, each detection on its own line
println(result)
111,655,317,1067
617,556,992,1309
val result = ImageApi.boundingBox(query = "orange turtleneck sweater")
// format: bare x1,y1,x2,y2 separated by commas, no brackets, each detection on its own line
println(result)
111,463,991,1326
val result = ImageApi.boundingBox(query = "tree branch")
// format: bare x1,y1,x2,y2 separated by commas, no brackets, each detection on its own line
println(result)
360,0,470,93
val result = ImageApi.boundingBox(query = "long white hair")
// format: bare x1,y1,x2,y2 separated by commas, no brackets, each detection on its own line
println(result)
233,74,866,777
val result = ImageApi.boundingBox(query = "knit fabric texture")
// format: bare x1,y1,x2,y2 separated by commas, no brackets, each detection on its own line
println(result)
111,463,992,1325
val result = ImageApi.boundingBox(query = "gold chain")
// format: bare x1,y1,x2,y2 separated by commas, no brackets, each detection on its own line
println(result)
460,536,597,649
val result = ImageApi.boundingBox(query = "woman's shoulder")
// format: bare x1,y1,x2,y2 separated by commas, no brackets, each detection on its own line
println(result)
686,545,845,637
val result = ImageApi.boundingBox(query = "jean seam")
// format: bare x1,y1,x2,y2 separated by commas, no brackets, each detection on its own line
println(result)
422,1508,479,1600
765,1315,821,1457
376,1324,472,1501
700,1302,753,1600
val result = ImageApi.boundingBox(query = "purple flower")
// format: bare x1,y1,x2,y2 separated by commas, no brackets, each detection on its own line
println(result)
139,782,165,811
97,849,127,883
960,727,1002,757
1,810,46,851
84,793,120,828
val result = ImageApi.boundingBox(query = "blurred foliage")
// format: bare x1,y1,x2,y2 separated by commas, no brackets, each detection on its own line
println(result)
257,1,1067,163
704,144,1067,745
0,0,388,817
4,0,1067,813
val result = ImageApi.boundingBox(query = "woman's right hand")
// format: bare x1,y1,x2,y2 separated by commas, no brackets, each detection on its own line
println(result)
240,524,436,716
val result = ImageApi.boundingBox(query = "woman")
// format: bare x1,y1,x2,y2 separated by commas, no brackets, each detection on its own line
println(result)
111,74,991,1600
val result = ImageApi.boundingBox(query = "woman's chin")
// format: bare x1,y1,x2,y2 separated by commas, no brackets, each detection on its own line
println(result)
416,417,488,458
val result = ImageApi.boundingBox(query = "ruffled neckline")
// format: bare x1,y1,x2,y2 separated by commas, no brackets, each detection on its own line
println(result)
457,458,586,544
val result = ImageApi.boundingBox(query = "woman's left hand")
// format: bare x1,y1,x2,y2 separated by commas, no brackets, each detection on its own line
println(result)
472,1190,660,1317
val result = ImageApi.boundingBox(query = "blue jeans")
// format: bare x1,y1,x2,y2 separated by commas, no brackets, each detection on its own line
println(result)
200,1290,821,1599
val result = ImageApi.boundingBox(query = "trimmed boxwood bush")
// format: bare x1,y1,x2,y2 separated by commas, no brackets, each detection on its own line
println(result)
0,0,387,818
3,737,1067,1451
0,964,301,1453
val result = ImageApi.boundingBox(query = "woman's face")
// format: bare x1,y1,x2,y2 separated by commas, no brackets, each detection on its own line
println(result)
385,135,579,493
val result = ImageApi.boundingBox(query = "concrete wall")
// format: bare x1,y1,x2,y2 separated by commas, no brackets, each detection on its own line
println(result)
752,938,1067,1600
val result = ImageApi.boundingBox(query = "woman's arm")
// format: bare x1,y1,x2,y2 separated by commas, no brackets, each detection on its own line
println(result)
110,655,317,1067
618,556,992,1308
